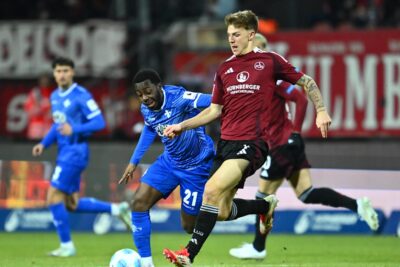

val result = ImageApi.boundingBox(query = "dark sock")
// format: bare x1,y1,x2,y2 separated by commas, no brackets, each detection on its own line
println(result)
225,198,269,221
253,191,268,252
301,187,357,212
186,204,219,262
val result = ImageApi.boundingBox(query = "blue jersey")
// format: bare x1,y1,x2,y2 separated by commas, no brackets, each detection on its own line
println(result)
41,83,105,168
130,85,215,169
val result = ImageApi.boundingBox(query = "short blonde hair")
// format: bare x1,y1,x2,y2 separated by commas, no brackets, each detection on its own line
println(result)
254,33,268,50
224,10,258,32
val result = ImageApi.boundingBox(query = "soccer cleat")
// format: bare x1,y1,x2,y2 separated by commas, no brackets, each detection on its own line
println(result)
259,194,279,235
357,197,379,231
163,248,192,267
229,243,266,260
118,202,132,231
48,246,76,257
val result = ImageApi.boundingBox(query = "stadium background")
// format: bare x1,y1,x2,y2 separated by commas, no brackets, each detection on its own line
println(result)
0,0,400,247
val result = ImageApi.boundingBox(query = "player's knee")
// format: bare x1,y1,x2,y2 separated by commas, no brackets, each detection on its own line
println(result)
66,202,77,211
203,187,220,204
298,186,314,203
131,196,151,211
181,221,195,234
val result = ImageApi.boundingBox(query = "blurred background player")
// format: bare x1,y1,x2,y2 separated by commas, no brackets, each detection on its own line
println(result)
163,10,331,267
229,34,379,260
32,57,131,257
118,69,215,267
24,73,53,140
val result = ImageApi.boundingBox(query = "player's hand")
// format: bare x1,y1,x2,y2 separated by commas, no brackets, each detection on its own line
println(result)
118,163,137,184
32,143,44,156
58,123,73,136
316,110,331,138
287,132,304,150
163,124,183,139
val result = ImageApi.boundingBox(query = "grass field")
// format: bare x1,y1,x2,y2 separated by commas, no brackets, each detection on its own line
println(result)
0,232,399,267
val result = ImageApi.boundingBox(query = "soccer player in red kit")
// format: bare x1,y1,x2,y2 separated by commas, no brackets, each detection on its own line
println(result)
229,35,379,260
163,10,331,266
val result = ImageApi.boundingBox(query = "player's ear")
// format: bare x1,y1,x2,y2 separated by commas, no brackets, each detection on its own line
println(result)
248,31,255,41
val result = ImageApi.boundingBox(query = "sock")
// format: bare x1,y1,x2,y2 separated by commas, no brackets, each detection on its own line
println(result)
186,204,219,262
253,191,268,252
49,202,72,244
141,256,154,266
132,211,152,257
225,198,269,221
301,187,357,212
75,197,112,213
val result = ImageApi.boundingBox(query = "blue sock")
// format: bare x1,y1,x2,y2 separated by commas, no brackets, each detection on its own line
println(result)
75,197,111,213
49,202,71,243
132,211,151,257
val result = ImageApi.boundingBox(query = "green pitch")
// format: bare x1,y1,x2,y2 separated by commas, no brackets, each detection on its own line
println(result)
0,233,399,267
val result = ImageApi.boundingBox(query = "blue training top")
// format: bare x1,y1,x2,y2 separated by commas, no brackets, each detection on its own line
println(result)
41,83,105,168
130,85,215,169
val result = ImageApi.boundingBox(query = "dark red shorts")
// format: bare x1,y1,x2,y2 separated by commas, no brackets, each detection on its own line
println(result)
210,139,269,188
259,142,311,180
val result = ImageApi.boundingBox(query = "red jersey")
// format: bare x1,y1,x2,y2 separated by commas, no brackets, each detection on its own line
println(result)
212,48,303,141
266,81,308,149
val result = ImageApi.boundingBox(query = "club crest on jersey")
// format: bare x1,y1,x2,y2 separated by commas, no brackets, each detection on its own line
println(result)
164,110,172,118
254,61,265,70
236,71,249,83
52,111,67,123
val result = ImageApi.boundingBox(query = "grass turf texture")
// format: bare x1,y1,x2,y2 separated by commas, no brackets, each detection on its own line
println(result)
0,233,399,267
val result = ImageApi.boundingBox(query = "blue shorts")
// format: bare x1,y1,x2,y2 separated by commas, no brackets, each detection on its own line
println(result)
50,162,85,194
141,154,212,216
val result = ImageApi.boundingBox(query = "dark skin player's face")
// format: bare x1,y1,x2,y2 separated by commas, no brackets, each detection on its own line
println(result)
135,80,163,110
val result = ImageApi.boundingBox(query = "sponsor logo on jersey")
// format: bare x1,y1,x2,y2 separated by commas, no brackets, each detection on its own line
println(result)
236,71,249,83
155,124,168,136
254,61,265,70
52,111,67,123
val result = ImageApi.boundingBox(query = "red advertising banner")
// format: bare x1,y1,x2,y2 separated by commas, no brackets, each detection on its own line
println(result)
172,29,400,137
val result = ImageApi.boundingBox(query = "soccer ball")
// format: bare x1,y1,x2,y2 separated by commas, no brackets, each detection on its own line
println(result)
109,248,141,267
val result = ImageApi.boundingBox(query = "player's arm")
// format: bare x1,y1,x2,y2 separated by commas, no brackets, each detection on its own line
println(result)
119,125,157,184
163,103,222,138
32,124,57,156
60,95,106,136
295,74,331,138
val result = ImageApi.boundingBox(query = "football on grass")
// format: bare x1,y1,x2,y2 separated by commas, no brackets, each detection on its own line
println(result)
109,248,141,267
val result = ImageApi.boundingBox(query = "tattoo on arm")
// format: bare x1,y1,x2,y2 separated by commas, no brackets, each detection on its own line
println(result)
297,75,326,112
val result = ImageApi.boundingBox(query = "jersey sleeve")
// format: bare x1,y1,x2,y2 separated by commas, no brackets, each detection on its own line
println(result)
183,91,212,109
72,92,106,133
41,124,57,148
211,72,224,105
129,125,157,165
271,52,304,84
275,81,308,132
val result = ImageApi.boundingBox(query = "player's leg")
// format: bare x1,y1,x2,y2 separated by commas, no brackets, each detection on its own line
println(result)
47,164,80,257
134,156,177,267
229,177,283,260
292,168,379,230
66,193,131,229
164,158,247,266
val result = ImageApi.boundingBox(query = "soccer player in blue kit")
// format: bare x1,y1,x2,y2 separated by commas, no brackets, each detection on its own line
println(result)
32,57,131,257
118,69,215,267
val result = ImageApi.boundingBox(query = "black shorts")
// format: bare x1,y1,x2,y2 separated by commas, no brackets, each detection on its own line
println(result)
210,139,269,188
259,142,311,180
